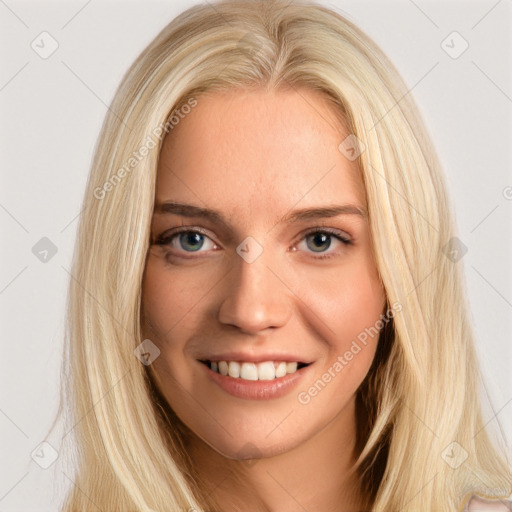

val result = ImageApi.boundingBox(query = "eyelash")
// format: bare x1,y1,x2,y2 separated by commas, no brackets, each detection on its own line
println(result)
155,226,352,261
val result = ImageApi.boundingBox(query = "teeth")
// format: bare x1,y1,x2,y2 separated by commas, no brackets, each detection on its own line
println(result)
218,361,229,376
240,362,258,381
286,362,297,373
208,360,305,380
228,361,240,378
257,361,275,380
275,361,287,378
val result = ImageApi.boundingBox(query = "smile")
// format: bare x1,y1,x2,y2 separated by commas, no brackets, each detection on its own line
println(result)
198,358,313,400
199,360,309,381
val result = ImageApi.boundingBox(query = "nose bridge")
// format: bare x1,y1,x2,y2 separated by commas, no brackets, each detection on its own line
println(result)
217,239,291,333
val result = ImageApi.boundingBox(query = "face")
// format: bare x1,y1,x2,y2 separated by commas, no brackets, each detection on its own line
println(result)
141,87,386,460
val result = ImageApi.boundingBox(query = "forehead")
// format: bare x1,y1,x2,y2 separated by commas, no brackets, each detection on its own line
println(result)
155,87,365,219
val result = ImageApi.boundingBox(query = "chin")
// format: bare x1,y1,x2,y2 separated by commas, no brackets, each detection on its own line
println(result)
201,432,301,462
185,412,316,463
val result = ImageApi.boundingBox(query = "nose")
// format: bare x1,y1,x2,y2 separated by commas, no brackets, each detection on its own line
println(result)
217,249,292,334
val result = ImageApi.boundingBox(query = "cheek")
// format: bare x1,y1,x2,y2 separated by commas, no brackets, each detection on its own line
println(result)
307,253,384,327
141,255,211,338
141,258,206,395
292,260,385,414
296,254,385,372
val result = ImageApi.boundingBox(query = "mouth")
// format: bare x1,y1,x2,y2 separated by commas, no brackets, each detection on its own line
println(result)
198,359,311,381
198,357,314,400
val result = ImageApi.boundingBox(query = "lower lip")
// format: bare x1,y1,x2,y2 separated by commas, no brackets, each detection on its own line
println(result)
198,361,314,400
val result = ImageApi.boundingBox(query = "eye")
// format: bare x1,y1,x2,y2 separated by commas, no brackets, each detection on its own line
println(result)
296,228,352,259
154,226,352,260
155,228,217,254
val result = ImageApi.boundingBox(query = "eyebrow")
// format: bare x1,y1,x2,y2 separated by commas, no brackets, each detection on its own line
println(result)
154,201,367,226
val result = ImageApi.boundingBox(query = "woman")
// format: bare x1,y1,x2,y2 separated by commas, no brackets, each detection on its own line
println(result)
57,0,511,510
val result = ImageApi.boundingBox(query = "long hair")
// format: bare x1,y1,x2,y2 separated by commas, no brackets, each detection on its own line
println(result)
55,0,511,510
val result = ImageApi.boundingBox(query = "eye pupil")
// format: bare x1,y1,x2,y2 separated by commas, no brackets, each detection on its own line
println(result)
307,232,331,252
180,232,204,251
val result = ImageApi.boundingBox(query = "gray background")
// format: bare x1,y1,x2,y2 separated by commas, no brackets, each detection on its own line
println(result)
1,0,511,510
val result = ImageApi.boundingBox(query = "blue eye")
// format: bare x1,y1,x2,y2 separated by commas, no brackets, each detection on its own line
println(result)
306,232,333,252
298,229,352,258
155,227,351,259
175,231,207,252
156,229,216,253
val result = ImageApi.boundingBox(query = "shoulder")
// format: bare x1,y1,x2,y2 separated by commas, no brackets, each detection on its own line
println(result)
463,495,512,511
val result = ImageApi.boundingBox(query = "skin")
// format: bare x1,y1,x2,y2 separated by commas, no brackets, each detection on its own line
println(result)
141,87,387,512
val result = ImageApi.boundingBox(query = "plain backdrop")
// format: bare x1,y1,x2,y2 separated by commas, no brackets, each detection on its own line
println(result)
1,0,511,510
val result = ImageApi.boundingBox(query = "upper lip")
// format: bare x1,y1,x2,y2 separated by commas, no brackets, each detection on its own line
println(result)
197,352,312,364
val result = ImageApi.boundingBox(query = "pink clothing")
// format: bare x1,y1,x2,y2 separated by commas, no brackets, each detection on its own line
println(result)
463,495,512,511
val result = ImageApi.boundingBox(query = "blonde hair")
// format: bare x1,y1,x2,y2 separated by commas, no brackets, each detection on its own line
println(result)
54,0,511,510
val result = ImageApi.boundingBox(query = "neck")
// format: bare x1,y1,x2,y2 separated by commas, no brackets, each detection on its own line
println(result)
184,396,368,512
